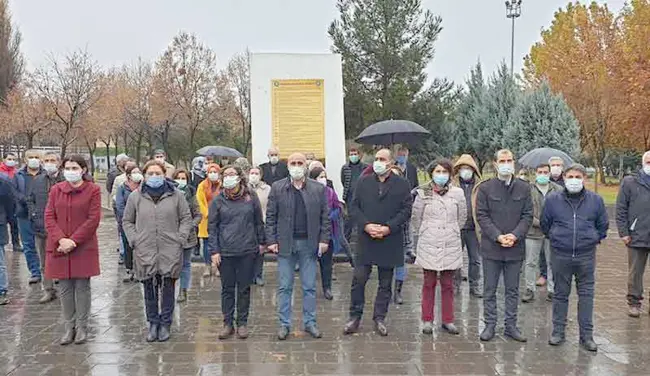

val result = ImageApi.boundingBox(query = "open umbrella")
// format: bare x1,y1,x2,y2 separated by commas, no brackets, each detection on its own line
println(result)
196,146,243,158
354,120,430,145
518,147,573,169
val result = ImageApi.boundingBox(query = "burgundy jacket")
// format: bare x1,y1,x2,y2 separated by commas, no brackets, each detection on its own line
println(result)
45,180,102,279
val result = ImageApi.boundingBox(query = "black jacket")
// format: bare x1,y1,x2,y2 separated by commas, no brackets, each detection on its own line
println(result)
106,166,121,193
207,190,265,257
616,171,650,248
475,178,533,261
27,172,64,236
265,178,330,256
341,161,368,202
260,161,289,186
401,162,419,190
0,176,15,226
351,173,413,267
459,179,476,230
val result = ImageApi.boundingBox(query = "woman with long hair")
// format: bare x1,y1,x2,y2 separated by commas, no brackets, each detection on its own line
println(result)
172,169,202,302
196,163,222,277
122,160,192,342
412,158,467,335
44,155,101,345
209,166,265,340
115,164,143,282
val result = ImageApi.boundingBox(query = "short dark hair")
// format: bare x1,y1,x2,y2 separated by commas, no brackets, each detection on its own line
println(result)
427,158,454,178
249,165,263,178
125,165,140,175
143,160,166,174
152,149,166,156
4,152,17,159
309,166,326,180
62,154,88,171
565,163,587,176
536,163,550,171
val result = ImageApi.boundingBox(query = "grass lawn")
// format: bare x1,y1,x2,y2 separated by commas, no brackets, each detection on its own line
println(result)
586,182,618,206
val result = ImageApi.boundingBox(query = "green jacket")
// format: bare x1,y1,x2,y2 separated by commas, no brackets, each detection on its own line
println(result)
528,182,563,239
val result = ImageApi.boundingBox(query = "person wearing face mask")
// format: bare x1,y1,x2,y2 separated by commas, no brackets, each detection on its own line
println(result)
172,170,202,303
341,146,369,241
343,149,412,337
208,166,265,340
541,164,608,352
475,149,533,343
0,153,22,253
248,167,271,286
15,149,45,285
266,153,330,340
616,151,650,318
189,156,206,189
44,155,101,345
309,167,349,300
518,169,529,182
521,163,562,304
152,149,175,179
396,146,419,190
549,157,565,188
115,165,144,283
0,175,14,305
412,159,467,336
122,160,192,343
452,154,483,298
111,159,138,265
259,146,289,186
27,152,64,303
106,153,129,208
196,163,222,278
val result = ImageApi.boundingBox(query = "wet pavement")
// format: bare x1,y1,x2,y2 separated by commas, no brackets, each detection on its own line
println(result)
1,216,650,376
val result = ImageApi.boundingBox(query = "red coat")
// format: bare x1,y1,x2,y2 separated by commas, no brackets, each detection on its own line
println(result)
45,180,102,279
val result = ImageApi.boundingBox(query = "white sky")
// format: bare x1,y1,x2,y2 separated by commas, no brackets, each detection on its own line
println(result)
10,0,627,85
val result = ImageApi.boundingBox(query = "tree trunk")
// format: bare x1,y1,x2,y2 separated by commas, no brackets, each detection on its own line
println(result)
105,142,111,170
618,154,624,181
135,133,143,165
26,133,34,149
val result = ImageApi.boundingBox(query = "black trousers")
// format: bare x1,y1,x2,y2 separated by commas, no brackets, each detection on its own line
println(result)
349,264,394,322
120,231,133,270
319,245,333,291
253,252,264,282
220,253,255,327
143,275,176,327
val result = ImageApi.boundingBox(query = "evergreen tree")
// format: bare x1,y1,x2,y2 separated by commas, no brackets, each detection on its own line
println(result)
0,0,23,104
483,62,521,158
507,80,580,158
329,0,443,138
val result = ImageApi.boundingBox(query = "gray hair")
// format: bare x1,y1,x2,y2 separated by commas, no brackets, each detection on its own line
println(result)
116,153,129,163
642,151,650,163
565,163,587,176
548,156,564,165
494,149,514,161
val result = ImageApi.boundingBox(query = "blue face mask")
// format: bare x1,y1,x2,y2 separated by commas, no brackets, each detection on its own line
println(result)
146,175,165,189
396,156,407,165
433,174,449,186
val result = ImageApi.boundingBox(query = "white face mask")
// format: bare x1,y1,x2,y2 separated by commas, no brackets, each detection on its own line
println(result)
373,161,388,175
565,178,584,193
130,173,143,183
317,177,327,186
249,174,261,184
289,166,305,180
43,163,58,174
64,170,83,183
643,164,650,176
5,160,17,167
223,175,239,189
208,172,220,182
459,168,473,181
269,156,279,165
550,165,563,177
27,159,41,169
497,163,515,177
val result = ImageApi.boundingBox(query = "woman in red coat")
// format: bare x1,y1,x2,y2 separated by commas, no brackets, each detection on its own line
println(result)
44,155,101,346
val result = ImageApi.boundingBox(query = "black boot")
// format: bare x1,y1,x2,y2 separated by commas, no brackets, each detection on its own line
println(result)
394,281,404,305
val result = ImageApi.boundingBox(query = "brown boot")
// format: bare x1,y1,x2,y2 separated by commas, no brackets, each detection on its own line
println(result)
218,325,235,340
237,326,249,339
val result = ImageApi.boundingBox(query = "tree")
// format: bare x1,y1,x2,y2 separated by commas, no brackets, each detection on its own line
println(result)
32,49,103,158
506,80,580,158
2,83,51,148
329,0,443,138
0,0,23,104
523,2,620,183
453,61,490,170
223,50,251,156
409,78,461,165
155,31,220,161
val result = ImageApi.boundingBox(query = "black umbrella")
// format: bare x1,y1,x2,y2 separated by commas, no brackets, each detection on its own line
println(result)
354,120,430,145
518,147,573,169
196,146,243,158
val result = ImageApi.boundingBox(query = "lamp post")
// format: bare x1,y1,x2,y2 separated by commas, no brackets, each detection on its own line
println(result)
505,0,522,76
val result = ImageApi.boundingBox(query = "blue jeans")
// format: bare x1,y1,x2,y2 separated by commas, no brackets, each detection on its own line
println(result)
17,217,40,279
395,266,406,282
180,248,193,290
461,229,482,288
277,239,317,329
0,244,7,293
551,251,595,341
202,238,211,265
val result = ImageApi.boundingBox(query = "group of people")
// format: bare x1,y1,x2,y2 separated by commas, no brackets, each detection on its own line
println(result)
3,144,650,355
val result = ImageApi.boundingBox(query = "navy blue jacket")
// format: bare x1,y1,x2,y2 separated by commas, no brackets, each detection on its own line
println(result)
541,189,609,257
15,167,45,218
0,176,15,225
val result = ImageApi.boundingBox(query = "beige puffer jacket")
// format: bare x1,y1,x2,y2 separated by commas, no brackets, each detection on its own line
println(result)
411,184,467,271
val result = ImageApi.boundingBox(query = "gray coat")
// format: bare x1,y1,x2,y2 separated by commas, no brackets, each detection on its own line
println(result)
122,183,193,280
616,172,650,248
27,172,64,236
475,178,533,261
181,186,202,250
265,178,330,256
528,182,563,239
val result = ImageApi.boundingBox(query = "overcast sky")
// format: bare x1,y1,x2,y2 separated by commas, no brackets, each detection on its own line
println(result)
10,0,627,85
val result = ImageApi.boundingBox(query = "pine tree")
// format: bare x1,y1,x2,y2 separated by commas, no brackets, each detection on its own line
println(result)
483,63,521,158
507,80,580,158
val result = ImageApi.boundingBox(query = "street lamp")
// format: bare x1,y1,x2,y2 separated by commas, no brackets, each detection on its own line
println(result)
505,0,522,76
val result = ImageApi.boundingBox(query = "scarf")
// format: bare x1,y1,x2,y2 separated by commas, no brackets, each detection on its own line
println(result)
223,183,246,201
432,182,449,196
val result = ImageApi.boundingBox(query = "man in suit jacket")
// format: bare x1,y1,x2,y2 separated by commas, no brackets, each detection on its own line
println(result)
259,147,289,186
